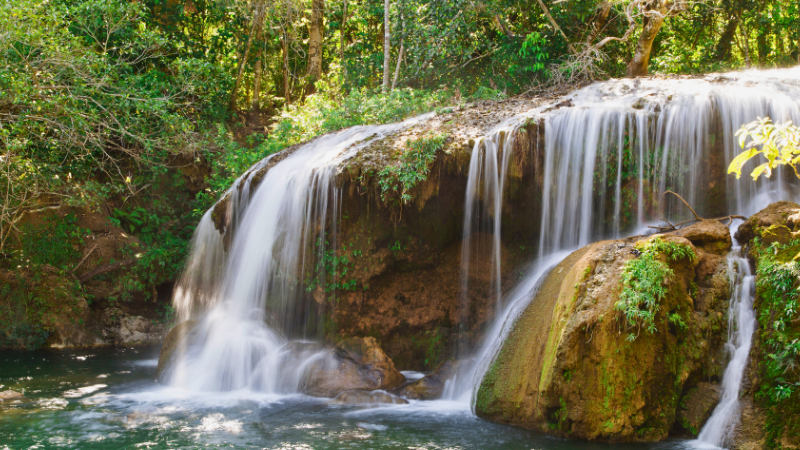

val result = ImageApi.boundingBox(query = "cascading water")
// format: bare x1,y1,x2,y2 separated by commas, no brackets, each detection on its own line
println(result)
166,115,430,392
451,67,800,408
695,221,757,448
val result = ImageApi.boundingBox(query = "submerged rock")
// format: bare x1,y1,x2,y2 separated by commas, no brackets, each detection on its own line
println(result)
397,360,461,400
332,390,408,405
0,390,24,400
475,224,733,442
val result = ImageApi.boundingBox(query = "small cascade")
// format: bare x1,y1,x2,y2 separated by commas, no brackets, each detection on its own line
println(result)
166,115,429,392
696,221,758,448
455,116,528,360
454,67,800,407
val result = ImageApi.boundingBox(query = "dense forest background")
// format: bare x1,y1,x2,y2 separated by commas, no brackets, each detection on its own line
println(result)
0,0,798,341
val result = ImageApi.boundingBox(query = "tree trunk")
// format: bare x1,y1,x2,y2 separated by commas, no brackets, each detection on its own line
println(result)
382,0,390,92
305,0,325,96
625,7,668,78
391,8,403,91
586,1,612,46
714,16,739,62
740,20,752,68
283,30,291,107
535,0,576,54
757,20,770,65
252,20,264,111
340,0,347,79
230,3,265,111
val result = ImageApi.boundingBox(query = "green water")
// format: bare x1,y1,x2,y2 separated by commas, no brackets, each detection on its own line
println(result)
0,347,698,449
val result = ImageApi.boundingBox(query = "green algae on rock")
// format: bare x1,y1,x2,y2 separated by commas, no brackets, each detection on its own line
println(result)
475,220,734,442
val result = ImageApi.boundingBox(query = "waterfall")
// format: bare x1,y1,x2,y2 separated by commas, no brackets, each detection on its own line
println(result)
456,67,800,407
166,115,430,392
696,221,758,448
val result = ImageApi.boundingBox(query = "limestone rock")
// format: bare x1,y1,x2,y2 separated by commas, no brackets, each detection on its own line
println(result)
475,231,732,442
673,219,732,255
340,337,405,389
735,201,800,244
296,340,405,398
675,382,721,436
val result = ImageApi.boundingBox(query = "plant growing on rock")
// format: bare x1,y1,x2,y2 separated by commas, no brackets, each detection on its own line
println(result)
615,236,696,341
378,132,448,204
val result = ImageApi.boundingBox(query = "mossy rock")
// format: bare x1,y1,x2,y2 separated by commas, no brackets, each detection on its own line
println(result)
476,231,732,442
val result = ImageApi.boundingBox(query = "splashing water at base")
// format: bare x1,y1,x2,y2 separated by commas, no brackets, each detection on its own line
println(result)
166,115,431,393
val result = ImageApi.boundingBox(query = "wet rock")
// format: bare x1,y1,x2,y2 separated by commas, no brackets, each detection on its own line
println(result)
0,390,24,400
735,201,800,244
476,231,733,442
673,220,732,255
296,339,405,398
332,390,408,405
340,337,405,389
100,307,166,346
675,382,721,436
397,360,460,400
156,320,198,380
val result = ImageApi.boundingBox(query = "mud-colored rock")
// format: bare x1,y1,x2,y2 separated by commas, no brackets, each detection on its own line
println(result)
332,390,409,405
673,219,732,255
157,320,198,380
476,231,732,442
297,339,405,398
397,360,460,400
340,337,405,389
675,382,721,436
0,390,24,400
735,201,800,244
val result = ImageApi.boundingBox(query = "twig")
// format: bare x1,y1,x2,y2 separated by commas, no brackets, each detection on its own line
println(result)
71,244,98,274
77,258,136,284
663,190,701,221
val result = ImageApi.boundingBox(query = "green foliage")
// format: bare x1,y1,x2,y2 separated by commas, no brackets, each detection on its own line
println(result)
754,240,800,404
305,240,359,294
377,132,448,204
616,237,696,340
15,214,88,271
728,117,800,181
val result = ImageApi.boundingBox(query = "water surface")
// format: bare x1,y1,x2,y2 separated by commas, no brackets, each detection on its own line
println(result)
1,348,704,450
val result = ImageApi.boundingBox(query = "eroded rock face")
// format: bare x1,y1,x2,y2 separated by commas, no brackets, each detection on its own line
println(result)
735,201,800,245
675,382,721,437
476,222,733,442
100,308,166,346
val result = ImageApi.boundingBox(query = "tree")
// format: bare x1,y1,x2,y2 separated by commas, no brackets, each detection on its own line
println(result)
626,0,688,77
728,117,800,180
306,0,325,95
382,0,391,92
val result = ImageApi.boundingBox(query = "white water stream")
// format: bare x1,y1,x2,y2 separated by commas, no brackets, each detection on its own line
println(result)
695,221,758,448
169,66,800,443
166,115,430,392
448,67,800,423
